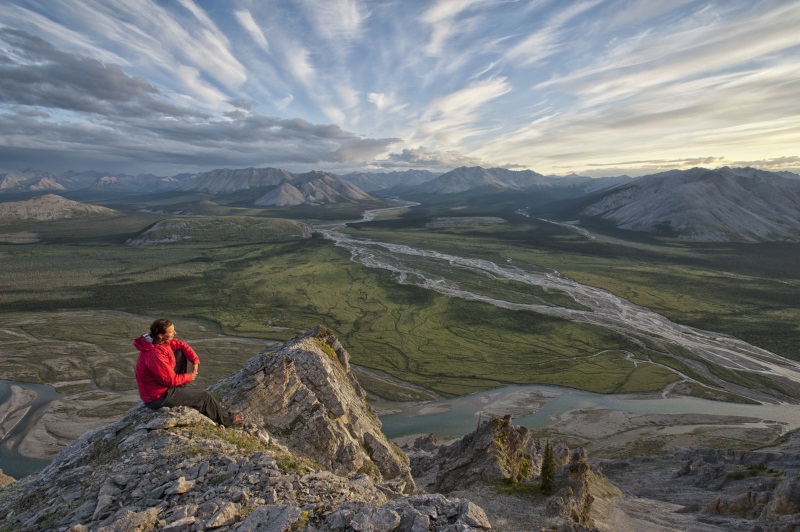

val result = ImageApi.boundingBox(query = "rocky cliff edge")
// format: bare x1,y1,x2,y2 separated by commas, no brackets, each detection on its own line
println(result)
0,326,490,531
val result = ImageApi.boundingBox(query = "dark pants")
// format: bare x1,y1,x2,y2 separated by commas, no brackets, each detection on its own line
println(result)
145,350,233,427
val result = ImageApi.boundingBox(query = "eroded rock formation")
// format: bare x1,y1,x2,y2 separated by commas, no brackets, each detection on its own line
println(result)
212,326,415,492
406,414,621,531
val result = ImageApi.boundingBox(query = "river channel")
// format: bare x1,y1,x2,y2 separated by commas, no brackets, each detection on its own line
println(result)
4,378,800,479
0,380,58,479
378,384,800,440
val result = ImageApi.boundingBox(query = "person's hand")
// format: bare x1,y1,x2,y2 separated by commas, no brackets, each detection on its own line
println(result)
192,364,199,376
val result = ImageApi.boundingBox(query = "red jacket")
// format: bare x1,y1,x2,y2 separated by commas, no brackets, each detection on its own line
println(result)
134,334,200,403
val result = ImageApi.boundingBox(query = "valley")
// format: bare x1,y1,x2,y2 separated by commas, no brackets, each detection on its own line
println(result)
1,172,800,480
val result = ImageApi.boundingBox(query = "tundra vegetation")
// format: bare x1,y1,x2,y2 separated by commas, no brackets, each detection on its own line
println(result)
1,198,798,404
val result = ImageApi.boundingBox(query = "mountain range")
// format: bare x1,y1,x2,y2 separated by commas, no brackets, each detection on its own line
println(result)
0,168,182,193
2,164,799,242
406,166,628,195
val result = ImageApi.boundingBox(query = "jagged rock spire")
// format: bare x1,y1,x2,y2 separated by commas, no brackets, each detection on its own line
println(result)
212,325,415,492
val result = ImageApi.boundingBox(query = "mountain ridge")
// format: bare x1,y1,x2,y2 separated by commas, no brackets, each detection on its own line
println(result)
341,170,441,192
408,166,629,196
0,194,118,222
581,166,800,241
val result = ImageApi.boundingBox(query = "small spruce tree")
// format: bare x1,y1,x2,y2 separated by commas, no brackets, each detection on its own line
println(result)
540,440,556,494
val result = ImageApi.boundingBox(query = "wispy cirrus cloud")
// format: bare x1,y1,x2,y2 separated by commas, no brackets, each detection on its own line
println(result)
234,9,269,53
302,0,367,42
412,77,512,146
0,0,798,176
504,0,601,65
420,0,491,56
475,1,800,174
282,44,316,88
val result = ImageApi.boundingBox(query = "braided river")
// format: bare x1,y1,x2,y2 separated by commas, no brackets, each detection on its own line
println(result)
318,210,800,438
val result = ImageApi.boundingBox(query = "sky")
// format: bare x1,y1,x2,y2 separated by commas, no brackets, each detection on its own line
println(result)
0,0,799,178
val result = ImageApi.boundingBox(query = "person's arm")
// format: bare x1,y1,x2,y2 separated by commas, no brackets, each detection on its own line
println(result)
144,348,194,387
172,339,200,365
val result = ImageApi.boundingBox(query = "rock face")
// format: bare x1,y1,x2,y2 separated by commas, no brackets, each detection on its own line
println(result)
543,448,623,530
0,469,14,488
0,327,489,531
409,415,574,493
424,415,546,491
212,326,414,492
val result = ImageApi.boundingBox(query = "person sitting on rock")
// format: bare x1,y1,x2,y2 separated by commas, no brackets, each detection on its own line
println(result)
134,318,243,427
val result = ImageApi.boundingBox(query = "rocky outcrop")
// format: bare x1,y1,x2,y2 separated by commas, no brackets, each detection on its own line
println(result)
544,448,622,531
704,474,800,529
406,415,620,531
0,327,488,531
418,415,556,491
0,405,486,530
212,326,414,493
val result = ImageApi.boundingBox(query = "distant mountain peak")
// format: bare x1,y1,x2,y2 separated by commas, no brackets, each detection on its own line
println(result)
582,167,800,241
253,170,374,206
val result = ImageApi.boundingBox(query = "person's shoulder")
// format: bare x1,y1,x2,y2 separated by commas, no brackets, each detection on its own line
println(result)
170,338,191,348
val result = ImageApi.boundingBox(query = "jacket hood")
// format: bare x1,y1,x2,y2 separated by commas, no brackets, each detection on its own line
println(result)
133,333,155,352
